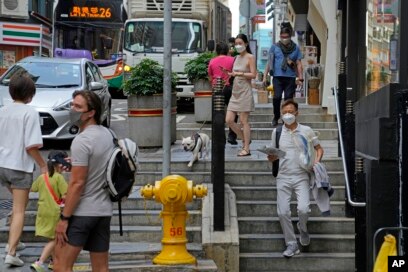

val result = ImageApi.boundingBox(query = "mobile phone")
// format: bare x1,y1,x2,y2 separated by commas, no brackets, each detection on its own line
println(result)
54,153,72,170
219,66,229,73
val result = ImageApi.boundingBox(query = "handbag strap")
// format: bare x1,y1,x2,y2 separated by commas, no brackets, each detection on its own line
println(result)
44,174,61,205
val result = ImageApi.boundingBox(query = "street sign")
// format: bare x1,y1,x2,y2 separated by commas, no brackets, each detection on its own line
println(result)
239,0,258,18
252,15,266,24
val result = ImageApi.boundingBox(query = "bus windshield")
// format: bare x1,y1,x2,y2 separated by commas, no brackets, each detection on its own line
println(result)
124,21,202,53
53,0,125,61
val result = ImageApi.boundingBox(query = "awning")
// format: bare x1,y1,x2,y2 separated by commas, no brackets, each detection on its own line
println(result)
30,11,52,28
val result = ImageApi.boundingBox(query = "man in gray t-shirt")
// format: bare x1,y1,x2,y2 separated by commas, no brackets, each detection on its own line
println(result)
54,90,114,272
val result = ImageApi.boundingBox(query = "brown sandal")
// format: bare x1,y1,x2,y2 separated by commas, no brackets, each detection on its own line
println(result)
237,148,251,157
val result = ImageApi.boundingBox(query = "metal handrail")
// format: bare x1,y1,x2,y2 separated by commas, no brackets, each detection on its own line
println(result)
332,86,366,207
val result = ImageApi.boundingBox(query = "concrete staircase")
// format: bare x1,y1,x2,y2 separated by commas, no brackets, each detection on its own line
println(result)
0,101,354,271
172,103,355,271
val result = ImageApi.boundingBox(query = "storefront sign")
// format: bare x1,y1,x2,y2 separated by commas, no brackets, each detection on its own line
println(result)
0,23,51,49
252,15,266,24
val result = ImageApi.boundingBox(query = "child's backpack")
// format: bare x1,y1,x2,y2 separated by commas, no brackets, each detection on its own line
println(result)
106,129,139,235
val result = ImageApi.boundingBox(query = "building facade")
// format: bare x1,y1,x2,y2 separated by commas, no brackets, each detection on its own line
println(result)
0,0,53,75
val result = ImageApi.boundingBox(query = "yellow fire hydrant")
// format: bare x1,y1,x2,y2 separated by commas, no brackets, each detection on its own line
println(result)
140,175,208,265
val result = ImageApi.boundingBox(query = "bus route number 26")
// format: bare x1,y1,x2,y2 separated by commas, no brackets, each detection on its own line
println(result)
170,227,183,237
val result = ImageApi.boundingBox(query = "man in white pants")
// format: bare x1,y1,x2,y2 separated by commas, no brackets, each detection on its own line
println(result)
268,100,324,257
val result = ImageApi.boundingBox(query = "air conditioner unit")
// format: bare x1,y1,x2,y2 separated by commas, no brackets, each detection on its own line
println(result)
0,0,29,18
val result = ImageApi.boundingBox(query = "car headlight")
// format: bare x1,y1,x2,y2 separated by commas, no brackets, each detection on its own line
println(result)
54,100,72,111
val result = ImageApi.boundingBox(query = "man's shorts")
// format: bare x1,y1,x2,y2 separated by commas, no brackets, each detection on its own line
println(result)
67,216,111,252
0,167,33,189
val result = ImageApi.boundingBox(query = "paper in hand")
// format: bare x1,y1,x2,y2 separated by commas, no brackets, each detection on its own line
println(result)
257,145,286,158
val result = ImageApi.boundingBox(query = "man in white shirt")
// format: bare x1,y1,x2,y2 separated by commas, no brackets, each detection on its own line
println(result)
268,100,324,257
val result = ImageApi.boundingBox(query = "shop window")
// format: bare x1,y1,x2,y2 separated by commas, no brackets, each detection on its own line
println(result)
0,50,16,70
365,0,400,95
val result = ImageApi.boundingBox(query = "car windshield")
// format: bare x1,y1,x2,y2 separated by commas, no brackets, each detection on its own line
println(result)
124,21,202,53
0,62,81,88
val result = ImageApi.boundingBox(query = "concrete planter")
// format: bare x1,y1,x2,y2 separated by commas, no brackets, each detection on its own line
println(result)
194,79,212,123
127,93,177,147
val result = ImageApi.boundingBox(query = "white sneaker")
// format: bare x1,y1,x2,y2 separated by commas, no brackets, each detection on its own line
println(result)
5,254,24,266
4,241,26,253
282,242,300,258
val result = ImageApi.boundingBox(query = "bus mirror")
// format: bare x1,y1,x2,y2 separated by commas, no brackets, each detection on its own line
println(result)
207,40,215,52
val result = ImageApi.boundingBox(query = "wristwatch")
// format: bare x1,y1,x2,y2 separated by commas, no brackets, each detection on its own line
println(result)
60,213,71,221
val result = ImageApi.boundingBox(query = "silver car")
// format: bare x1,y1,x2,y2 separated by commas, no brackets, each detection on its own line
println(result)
0,57,111,139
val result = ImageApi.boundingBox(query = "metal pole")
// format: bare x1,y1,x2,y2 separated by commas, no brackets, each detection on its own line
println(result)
247,0,251,39
39,25,43,57
212,77,225,231
162,0,172,177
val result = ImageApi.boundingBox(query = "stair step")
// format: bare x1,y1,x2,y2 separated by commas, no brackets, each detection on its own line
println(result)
248,114,336,123
252,104,327,114
176,128,338,140
239,252,354,272
231,185,345,201
238,216,355,234
239,233,355,253
138,158,344,172
136,171,346,187
18,210,202,227
0,225,202,244
0,242,204,261
65,259,218,272
26,190,203,211
178,121,338,129
236,200,346,217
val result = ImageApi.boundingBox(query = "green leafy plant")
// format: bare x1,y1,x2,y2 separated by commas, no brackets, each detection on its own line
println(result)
122,58,178,96
184,52,216,83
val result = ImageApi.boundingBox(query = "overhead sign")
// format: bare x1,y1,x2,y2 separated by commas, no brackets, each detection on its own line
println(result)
69,6,112,19
239,0,258,18
256,0,266,15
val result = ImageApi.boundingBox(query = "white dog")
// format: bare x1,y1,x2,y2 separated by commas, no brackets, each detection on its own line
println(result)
181,133,210,167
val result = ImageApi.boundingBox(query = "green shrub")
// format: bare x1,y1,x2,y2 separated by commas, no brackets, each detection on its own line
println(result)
184,52,216,83
122,58,178,96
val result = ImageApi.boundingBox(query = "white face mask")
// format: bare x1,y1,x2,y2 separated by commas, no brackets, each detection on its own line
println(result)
282,113,296,125
235,45,245,53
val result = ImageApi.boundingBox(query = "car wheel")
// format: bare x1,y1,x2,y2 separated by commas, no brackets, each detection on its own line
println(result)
103,102,111,128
